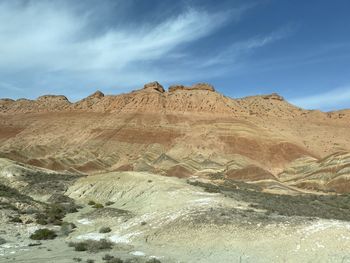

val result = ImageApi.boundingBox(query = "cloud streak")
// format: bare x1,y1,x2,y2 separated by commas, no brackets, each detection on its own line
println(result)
198,25,295,68
290,86,350,111
0,0,294,101
0,1,231,74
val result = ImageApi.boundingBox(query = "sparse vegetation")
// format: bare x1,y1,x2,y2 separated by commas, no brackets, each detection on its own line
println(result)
88,200,104,208
30,229,57,240
35,201,79,225
92,203,104,209
0,237,6,245
73,257,82,262
0,183,32,200
102,254,123,263
146,259,162,263
88,200,96,206
10,216,23,223
105,201,115,206
68,239,113,253
189,179,350,221
60,222,77,236
99,226,112,233
86,260,95,263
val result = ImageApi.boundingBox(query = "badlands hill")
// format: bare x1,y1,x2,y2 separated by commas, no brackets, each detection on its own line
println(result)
1,81,350,193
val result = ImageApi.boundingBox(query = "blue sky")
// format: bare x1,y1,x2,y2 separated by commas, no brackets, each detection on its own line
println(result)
0,0,350,110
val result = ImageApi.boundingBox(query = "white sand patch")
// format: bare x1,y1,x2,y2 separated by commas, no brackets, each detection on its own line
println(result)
1,243,20,249
77,218,93,225
130,251,145,256
76,232,105,240
109,231,142,244
188,197,216,206
301,220,350,237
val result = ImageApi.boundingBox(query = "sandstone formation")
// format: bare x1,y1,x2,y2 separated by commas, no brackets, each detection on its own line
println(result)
0,81,349,193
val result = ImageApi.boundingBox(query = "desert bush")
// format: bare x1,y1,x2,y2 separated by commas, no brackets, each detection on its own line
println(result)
146,259,162,263
88,200,96,206
28,242,42,246
103,254,115,261
60,222,77,236
105,201,115,206
102,254,124,263
0,237,6,245
103,255,123,263
99,226,112,233
35,201,79,226
30,229,57,240
10,216,23,223
92,203,104,209
69,239,113,253
73,258,82,262
86,260,95,263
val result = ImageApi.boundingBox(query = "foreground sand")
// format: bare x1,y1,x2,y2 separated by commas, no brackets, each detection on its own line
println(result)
1,172,350,262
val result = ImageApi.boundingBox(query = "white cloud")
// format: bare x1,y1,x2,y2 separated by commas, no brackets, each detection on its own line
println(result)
290,86,350,111
0,1,252,98
0,1,231,73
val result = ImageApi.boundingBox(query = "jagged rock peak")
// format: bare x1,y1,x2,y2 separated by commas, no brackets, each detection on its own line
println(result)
143,81,165,93
87,90,104,99
262,93,284,101
168,83,215,92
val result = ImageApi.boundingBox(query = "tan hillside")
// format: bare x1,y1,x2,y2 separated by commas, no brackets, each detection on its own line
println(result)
0,82,350,193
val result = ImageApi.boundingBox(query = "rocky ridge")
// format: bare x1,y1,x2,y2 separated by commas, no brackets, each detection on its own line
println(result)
0,82,350,193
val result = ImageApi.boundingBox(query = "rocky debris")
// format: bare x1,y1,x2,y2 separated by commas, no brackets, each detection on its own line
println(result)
191,83,215,92
262,93,284,101
37,95,70,103
168,83,215,92
143,81,165,93
168,85,186,92
0,98,14,102
87,90,104,99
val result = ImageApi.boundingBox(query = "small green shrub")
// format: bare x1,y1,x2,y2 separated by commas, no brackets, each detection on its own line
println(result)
28,242,42,246
102,254,123,263
0,237,6,245
99,227,112,233
105,201,115,206
69,239,113,253
35,202,75,226
92,203,104,209
103,254,114,261
146,259,162,263
73,258,82,262
86,260,95,263
10,216,23,223
88,200,96,206
30,229,57,240
60,222,77,236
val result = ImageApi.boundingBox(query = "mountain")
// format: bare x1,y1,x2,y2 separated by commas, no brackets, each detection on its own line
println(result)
1,81,350,193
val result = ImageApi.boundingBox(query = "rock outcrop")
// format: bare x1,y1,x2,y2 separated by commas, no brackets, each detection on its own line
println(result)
143,81,165,93
168,83,215,92
262,93,284,101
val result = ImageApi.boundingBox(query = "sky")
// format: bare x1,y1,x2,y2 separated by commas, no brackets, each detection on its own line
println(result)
0,0,350,111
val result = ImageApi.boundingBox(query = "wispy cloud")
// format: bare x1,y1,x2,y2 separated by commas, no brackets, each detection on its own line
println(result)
290,86,350,111
0,0,257,99
198,25,296,68
0,1,232,80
